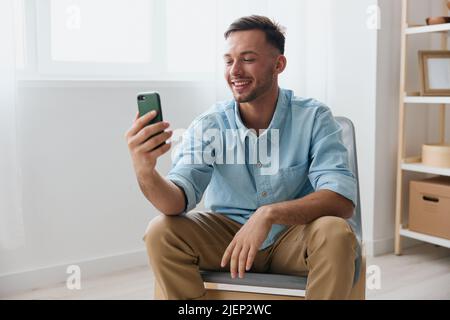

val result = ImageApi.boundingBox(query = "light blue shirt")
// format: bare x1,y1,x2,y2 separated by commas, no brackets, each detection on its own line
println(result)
167,88,357,250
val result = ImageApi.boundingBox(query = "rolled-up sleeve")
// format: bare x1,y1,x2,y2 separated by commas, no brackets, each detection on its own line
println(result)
166,117,214,213
307,106,357,206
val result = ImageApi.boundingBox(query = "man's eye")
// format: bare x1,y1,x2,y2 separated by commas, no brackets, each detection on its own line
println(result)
243,58,255,62
225,61,233,65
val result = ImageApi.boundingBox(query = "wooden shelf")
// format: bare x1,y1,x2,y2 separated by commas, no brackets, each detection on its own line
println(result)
399,228,450,248
394,0,449,255
401,162,450,176
404,96,450,104
406,23,450,34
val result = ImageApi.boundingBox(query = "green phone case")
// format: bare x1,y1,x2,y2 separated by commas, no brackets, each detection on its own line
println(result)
137,92,165,149
137,92,163,125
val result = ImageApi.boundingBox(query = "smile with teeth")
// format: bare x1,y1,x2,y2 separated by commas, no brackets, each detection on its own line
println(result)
232,80,252,89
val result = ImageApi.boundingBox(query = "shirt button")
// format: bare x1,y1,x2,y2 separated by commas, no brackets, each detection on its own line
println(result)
257,162,263,168
261,191,268,198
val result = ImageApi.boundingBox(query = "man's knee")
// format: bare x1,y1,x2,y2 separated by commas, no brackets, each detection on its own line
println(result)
308,216,357,251
143,214,184,255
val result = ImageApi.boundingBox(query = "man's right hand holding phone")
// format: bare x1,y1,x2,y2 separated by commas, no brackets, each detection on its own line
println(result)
125,110,172,182
125,110,186,216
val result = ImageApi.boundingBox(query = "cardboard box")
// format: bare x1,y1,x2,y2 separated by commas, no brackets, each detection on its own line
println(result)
409,176,450,240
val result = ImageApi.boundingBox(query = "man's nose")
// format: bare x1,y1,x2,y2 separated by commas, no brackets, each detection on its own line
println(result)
230,61,242,77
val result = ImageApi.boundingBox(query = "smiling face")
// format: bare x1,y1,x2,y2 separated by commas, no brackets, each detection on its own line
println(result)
223,30,285,103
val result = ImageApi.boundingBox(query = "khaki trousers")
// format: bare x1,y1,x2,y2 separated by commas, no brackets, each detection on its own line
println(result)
143,211,358,300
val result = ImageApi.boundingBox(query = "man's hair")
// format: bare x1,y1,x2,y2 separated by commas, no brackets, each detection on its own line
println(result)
224,15,286,54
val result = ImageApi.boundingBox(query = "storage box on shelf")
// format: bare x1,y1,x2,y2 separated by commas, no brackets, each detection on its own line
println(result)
409,177,450,241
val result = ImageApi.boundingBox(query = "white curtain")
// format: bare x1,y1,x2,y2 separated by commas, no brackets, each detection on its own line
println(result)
0,0,25,250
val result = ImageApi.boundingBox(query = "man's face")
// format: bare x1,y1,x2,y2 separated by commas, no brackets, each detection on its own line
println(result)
223,30,281,103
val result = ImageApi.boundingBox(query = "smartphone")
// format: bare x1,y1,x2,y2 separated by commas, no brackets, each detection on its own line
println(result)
137,92,165,149
137,92,163,124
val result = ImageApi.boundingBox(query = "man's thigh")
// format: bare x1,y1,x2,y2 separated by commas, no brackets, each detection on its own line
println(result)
268,223,309,277
268,216,356,276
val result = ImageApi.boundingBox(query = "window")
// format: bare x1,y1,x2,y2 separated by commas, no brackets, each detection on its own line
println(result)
50,0,152,64
166,0,216,73
14,0,26,69
19,0,303,82
25,0,219,80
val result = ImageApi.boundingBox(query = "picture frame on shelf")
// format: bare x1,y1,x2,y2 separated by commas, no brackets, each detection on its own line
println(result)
418,50,450,96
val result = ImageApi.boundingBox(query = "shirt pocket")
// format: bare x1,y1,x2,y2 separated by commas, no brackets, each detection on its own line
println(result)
270,161,310,201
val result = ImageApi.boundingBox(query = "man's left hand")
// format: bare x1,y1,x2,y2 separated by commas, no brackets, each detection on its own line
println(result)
220,206,273,279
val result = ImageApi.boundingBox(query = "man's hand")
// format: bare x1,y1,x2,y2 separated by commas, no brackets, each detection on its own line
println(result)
124,111,187,216
221,206,273,279
125,110,172,181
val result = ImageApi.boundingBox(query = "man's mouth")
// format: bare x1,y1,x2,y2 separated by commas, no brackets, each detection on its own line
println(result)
231,79,252,92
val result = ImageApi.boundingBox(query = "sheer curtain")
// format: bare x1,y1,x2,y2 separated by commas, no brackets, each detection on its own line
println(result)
0,0,25,250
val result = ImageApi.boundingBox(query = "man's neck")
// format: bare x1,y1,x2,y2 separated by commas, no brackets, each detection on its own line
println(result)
238,86,280,132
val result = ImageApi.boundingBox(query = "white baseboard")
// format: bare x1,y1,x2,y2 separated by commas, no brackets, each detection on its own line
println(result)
0,249,148,298
366,236,422,257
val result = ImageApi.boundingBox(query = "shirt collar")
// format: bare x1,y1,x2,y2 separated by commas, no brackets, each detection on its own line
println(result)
234,88,291,140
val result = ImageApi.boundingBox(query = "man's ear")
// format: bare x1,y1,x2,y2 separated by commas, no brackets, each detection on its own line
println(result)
275,55,287,74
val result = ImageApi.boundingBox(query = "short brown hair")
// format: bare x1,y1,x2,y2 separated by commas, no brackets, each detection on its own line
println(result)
224,15,286,54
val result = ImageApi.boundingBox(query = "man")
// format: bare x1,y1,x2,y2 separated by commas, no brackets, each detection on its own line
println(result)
125,15,358,300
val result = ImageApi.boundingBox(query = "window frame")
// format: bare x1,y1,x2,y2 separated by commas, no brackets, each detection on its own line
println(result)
22,0,216,81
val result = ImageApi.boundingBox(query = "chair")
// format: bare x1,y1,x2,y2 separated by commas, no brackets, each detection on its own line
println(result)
154,116,365,300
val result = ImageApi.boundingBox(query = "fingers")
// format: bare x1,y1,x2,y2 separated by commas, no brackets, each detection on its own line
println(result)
126,110,159,138
246,247,257,272
221,242,234,270
238,246,250,278
139,130,173,152
138,121,170,143
229,243,242,279
125,111,141,140
130,121,170,148
148,141,171,158
222,240,258,279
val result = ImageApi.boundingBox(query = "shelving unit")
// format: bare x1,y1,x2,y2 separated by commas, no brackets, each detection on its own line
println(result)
405,23,450,34
395,0,450,255
401,162,450,176
399,228,450,248
404,95,450,104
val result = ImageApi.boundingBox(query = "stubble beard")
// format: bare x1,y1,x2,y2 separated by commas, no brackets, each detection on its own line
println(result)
232,69,275,104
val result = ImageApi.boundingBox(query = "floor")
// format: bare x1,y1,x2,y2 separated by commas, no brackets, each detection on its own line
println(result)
3,243,450,300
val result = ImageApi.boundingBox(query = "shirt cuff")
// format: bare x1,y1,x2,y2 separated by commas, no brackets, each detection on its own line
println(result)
315,173,357,207
167,173,197,213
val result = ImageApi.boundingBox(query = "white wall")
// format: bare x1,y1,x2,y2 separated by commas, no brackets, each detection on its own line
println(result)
326,0,378,254
372,0,403,255
0,81,216,295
